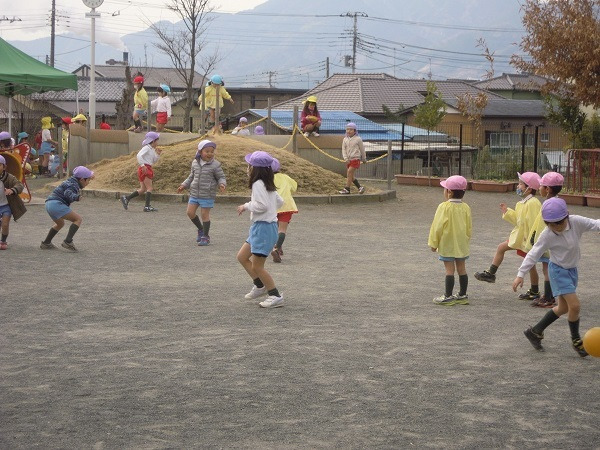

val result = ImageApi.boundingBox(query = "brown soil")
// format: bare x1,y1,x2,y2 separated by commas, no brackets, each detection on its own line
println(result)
89,135,352,195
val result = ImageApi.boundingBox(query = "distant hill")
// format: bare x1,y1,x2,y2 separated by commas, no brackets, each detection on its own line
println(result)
7,0,525,89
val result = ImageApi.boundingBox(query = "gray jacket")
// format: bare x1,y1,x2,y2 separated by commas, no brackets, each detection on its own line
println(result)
181,158,226,199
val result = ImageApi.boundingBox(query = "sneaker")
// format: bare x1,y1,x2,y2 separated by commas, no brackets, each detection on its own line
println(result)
40,241,57,250
143,206,158,212
244,285,267,299
61,240,78,252
312,131,320,137
358,186,365,194
474,270,496,283
0,241,7,250
338,187,351,194
120,195,129,210
454,293,469,305
303,132,309,137
198,236,210,246
196,228,204,243
134,127,143,133
524,326,544,351
259,295,284,308
519,289,540,301
530,296,546,307
271,248,282,263
278,248,283,256
572,338,589,357
433,295,457,306
541,297,556,308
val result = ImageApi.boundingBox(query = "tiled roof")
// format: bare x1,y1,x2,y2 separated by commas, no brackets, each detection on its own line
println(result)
472,73,550,91
274,73,504,114
31,78,126,102
444,98,546,117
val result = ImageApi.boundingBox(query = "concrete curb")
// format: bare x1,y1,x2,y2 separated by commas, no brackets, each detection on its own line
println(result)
80,188,397,204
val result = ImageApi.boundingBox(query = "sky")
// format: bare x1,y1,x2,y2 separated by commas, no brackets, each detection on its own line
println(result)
1,0,269,45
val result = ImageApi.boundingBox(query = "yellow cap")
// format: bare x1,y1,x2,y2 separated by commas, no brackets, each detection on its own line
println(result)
41,116,55,129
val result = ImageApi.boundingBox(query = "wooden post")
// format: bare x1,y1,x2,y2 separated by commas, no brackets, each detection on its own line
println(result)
200,85,206,135
387,140,392,190
292,105,299,154
267,97,272,135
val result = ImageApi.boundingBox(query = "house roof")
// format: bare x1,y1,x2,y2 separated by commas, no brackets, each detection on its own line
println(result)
273,73,504,115
444,98,547,118
31,78,126,102
472,73,550,92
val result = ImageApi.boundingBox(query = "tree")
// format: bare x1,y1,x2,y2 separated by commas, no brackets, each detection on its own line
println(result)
544,95,586,145
151,0,219,132
115,66,136,130
414,81,447,180
511,0,600,108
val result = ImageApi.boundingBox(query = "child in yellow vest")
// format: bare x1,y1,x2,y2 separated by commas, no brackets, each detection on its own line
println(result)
270,158,298,263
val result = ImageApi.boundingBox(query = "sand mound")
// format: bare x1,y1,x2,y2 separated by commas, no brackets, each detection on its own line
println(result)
89,135,353,195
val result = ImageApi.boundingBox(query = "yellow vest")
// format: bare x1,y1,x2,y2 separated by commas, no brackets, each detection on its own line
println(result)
274,173,298,213
428,200,472,258
502,196,542,251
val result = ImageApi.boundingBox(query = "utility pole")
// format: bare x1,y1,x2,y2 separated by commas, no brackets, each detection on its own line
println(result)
326,57,329,78
267,71,275,88
50,0,56,67
342,11,367,74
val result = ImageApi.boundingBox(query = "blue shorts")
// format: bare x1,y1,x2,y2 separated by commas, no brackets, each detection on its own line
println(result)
134,109,147,116
246,221,278,257
188,197,215,208
549,262,578,296
39,141,53,155
0,204,12,218
45,200,71,220
539,255,550,263
439,256,469,262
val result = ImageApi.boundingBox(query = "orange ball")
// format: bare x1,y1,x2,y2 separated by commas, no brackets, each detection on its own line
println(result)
582,327,600,357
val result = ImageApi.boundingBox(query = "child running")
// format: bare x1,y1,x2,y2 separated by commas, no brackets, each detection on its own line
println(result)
270,157,298,263
339,122,366,195
151,84,171,132
121,132,162,212
513,197,600,357
237,151,284,308
428,175,472,305
40,166,93,252
0,154,27,250
475,172,541,295
177,139,226,246
526,171,564,308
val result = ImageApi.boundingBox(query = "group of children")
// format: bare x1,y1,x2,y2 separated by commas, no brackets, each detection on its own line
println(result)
131,75,172,133
428,170,600,357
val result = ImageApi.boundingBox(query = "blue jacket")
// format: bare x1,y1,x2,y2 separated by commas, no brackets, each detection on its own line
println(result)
46,176,81,206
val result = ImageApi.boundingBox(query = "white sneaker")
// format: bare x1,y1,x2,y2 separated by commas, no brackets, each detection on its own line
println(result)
259,295,284,308
312,131,319,137
244,285,267,299
303,132,309,137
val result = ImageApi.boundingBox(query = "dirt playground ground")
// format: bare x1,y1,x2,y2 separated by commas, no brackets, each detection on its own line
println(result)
1,181,599,448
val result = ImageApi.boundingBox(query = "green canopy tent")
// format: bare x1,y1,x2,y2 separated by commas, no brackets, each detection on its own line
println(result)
0,37,78,134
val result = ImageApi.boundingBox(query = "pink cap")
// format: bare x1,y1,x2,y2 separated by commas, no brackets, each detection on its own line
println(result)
540,171,564,187
440,175,467,190
517,172,541,190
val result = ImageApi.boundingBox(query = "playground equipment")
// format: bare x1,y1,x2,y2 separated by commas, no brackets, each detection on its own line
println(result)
0,143,32,203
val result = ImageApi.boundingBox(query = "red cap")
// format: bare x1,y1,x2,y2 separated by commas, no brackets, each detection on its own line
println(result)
62,117,72,124
100,122,111,130
133,76,144,84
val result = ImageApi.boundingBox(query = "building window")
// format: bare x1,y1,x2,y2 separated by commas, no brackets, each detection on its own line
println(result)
540,132,550,143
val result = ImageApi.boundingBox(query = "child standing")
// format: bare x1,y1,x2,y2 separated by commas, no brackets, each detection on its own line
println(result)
339,122,366,195
39,117,59,176
270,157,298,263
526,171,564,308
428,175,472,305
0,154,27,250
40,166,93,252
151,84,171,132
132,75,148,133
237,151,284,308
121,132,162,212
201,74,234,134
231,117,250,136
301,96,321,137
513,197,600,357
474,172,541,294
177,139,226,246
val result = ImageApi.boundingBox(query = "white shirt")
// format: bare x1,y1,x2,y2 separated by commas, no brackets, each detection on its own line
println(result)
137,144,160,167
42,129,52,142
244,180,284,223
517,215,600,277
150,96,172,117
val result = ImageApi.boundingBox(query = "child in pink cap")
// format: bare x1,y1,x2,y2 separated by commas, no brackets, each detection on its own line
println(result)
513,197,600,357
428,175,472,305
41,166,94,252
475,172,542,293
525,171,565,308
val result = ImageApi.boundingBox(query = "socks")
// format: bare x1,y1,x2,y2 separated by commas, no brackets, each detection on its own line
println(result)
568,319,581,340
191,215,203,230
268,288,281,297
445,275,455,297
353,179,361,189
202,220,211,237
276,232,286,249
488,264,498,275
253,278,264,288
145,192,151,207
544,280,553,298
126,190,139,201
531,284,539,294
533,309,560,335
65,223,79,243
1,233,7,243
43,228,59,244
134,119,141,128
458,274,468,296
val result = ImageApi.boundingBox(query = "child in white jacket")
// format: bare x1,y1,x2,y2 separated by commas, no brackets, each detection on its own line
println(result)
339,122,366,194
